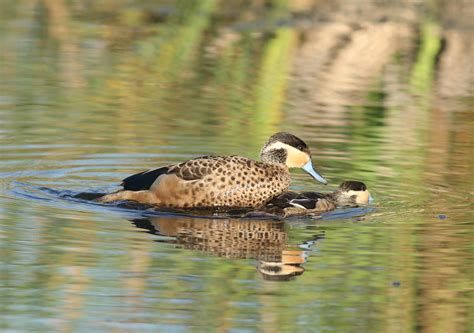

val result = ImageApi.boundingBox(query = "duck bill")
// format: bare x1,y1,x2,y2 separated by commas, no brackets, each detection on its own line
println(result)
368,193,374,204
302,160,328,185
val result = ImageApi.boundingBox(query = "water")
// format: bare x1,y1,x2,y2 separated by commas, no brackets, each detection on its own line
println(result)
1,1,473,332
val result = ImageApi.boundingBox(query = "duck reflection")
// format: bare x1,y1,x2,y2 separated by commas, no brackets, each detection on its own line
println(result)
131,217,324,281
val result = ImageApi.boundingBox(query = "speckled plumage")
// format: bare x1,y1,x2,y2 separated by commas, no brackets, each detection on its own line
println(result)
99,155,292,208
97,132,327,209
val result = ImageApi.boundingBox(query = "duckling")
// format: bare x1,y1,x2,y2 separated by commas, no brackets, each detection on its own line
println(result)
253,181,373,218
97,132,327,208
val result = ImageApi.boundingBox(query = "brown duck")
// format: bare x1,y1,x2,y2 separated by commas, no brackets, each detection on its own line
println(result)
97,132,327,208
251,181,373,218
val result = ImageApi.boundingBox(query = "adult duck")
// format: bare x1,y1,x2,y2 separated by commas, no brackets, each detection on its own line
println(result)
97,132,327,208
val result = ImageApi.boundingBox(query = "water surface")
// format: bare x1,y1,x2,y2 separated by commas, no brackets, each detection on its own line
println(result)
1,1,473,332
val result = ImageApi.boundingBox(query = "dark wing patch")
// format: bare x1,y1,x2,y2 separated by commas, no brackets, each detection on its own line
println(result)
266,191,299,208
281,192,326,209
266,191,326,209
122,166,169,191
288,191,332,210
289,198,317,209
299,191,325,200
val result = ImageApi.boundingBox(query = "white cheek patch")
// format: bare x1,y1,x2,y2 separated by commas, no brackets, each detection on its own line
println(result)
347,190,369,204
264,142,309,168
265,142,292,151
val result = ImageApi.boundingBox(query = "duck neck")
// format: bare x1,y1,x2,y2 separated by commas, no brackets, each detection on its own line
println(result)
328,190,355,206
260,148,287,166
325,191,338,203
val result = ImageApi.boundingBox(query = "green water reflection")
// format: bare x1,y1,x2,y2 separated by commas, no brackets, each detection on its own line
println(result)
0,0,473,332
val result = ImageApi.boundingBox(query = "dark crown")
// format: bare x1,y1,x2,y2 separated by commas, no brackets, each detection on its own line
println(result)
264,132,310,153
339,181,367,192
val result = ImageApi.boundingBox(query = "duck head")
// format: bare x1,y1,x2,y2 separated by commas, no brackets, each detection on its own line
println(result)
334,181,373,206
260,132,328,184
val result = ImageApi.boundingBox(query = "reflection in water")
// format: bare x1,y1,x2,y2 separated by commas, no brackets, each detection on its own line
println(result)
132,217,325,281
133,217,288,260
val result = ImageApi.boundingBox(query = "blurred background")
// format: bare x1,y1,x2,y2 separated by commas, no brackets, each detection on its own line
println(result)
0,0,473,332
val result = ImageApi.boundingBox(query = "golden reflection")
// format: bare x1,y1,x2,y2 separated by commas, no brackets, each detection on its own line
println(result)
43,0,85,88
287,21,412,128
132,217,322,281
133,217,288,260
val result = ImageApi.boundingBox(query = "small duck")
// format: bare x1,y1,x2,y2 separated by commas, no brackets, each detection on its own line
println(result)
251,181,373,218
97,132,327,208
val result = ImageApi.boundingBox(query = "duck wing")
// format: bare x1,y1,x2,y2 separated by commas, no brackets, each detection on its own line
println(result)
122,166,170,191
121,155,230,191
285,191,327,209
167,155,227,181
265,191,299,208
289,198,318,209
289,195,335,211
299,191,326,200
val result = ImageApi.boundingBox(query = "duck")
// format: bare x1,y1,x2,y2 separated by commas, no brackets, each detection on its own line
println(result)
248,181,373,218
97,132,328,208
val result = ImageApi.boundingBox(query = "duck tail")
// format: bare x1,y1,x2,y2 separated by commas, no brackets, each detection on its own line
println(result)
121,166,169,191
